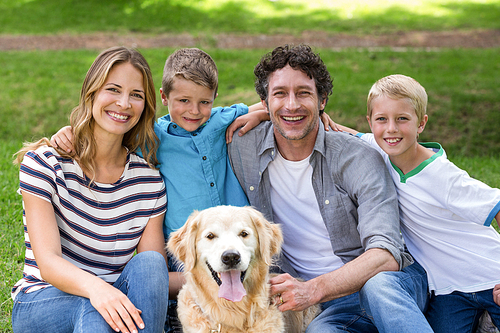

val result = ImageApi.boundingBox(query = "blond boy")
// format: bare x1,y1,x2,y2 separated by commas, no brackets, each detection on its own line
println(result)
340,74,500,332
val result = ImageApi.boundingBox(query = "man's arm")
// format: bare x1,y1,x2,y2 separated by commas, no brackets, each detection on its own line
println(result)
271,135,406,311
270,248,398,311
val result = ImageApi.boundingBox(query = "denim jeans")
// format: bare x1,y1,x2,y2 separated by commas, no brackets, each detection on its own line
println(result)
426,289,500,333
306,292,378,333
12,251,169,333
358,260,433,333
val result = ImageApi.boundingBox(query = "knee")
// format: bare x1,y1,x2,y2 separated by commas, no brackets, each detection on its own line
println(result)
361,271,396,296
128,251,169,284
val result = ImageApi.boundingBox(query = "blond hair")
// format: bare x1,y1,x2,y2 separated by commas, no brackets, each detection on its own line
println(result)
367,74,427,122
161,48,218,98
14,47,159,182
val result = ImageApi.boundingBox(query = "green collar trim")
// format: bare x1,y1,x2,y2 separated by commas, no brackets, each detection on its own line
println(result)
391,142,443,183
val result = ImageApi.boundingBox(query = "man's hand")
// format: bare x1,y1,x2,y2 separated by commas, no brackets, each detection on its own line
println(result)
50,126,75,154
270,273,317,312
494,284,500,306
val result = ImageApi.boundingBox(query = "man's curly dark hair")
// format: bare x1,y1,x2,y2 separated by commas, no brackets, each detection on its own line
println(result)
254,44,333,113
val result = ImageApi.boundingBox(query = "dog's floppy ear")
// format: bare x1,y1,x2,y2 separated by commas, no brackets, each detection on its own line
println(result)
167,210,201,272
246,207,283,266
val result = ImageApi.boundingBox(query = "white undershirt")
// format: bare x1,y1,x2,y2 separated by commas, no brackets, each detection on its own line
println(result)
268,150,343,280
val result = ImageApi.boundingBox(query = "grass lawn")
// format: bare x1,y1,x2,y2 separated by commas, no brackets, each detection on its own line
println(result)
1,46,500,332
1,0,499,35
1,0,500,331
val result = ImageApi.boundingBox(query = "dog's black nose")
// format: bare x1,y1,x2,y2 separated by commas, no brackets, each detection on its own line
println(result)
222,250,241,267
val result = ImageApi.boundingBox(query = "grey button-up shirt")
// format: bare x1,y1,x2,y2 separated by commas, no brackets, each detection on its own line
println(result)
228,122,412,277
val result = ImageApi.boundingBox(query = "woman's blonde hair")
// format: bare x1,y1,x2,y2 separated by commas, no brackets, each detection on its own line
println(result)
14,47,159,181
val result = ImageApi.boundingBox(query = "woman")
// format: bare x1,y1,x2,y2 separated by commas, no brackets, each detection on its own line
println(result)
11,47,168,333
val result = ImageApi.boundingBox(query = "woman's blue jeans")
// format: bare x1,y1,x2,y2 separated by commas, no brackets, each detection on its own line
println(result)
12,251,169,333
426,289,500,333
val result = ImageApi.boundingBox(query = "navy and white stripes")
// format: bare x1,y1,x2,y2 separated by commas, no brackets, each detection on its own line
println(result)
12,146,166,299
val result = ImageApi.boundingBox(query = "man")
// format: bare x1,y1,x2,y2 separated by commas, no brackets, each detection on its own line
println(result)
228,45,432,332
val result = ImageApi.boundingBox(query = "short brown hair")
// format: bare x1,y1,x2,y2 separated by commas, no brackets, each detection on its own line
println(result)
161,48,218,98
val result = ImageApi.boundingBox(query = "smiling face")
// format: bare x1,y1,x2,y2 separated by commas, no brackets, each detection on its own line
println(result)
265,65,326,142
161,76,215,132
92,62,145,139
197,216,258,302
368,95,427,163
264,65,326,160
167,206,283,304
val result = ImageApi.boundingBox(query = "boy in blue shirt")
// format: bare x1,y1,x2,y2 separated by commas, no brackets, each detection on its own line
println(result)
336,74,500,332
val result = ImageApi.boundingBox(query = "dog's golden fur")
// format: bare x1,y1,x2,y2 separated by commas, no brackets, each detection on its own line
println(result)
167,205,318,333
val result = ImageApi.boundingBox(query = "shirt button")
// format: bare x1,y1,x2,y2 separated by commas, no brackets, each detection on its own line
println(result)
249,186,255,191
172,124,177,128
202,156,207,160
210,182,215,187
271,151,274,156
325,200,330,205
192,133,197,136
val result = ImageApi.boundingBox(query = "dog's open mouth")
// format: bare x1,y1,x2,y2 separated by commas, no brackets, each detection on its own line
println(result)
206,261,247,302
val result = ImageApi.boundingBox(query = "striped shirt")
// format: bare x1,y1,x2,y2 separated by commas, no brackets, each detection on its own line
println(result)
12,146,166,299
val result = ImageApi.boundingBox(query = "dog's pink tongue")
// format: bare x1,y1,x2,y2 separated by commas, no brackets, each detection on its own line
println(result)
218,270,246,302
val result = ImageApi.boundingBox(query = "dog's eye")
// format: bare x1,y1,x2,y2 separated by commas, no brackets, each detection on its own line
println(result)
239,230,249,238
206,232,215,240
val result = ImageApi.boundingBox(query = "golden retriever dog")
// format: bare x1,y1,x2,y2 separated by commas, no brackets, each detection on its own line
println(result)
167,205,319,333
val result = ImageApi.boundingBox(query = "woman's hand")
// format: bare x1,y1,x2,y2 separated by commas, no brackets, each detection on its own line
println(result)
494,284,500,306
89,280,144,333
23,191,144,333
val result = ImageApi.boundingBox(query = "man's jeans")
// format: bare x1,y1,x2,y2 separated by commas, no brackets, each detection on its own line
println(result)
359,260,432,333
306,292,378,333
426,289,500,333
306,261,432,333
12,251,168,333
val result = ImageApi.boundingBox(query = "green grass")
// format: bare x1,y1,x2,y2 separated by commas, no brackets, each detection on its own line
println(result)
1,0,499,35
1,1,500,331
0,141,24,331
1,46,500,332
1,47,499,157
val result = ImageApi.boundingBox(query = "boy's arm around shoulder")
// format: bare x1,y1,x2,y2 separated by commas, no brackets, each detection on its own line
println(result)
225,102,269,143
336,123,360,135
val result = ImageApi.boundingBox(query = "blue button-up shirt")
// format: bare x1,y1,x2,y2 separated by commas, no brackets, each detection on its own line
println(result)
155,104,250,238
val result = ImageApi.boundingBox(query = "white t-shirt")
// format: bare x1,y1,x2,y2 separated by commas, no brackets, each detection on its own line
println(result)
12,146,167,299
360,133,500,295
268,150,343,281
